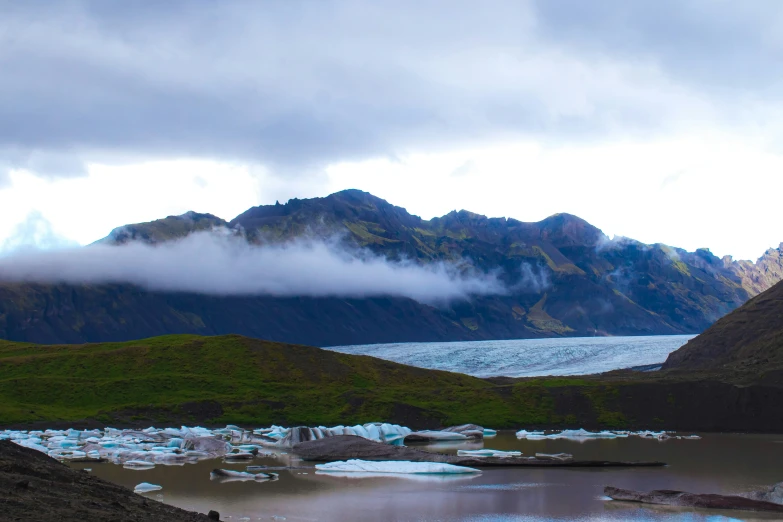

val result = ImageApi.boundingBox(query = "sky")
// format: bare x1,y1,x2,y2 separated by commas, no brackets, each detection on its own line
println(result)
2,0,783,261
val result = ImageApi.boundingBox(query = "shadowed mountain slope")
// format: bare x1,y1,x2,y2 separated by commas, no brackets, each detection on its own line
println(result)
663,279,783,385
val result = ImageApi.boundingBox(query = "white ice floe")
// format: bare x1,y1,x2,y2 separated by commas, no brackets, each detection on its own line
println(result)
457,449,521,458
315,471,480,482
123,460,156,469
404,430,468,442
274,423,412,447
515,430,546,440
456,449,522,458
514,428,691,441
210,469,278,482
315,459,481,474
545,429,624,440
134,482,163,493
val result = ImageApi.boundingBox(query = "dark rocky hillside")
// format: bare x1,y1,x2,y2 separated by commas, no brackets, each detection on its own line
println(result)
663,279,783,385
1,190,781,346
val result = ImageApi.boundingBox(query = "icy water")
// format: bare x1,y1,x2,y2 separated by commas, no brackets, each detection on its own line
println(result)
72,432,783,522
325,335,695,378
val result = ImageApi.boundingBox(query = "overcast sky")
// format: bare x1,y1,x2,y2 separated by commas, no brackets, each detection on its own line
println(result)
1,0,782,260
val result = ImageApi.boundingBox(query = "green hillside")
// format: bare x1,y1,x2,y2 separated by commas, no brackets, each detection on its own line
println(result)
2,334,782,432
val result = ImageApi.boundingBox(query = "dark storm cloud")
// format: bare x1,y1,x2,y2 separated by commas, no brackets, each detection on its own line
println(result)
531,0,783,92
0,0,778,180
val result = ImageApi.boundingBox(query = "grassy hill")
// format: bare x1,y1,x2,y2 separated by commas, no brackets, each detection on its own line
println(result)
2,334,783,432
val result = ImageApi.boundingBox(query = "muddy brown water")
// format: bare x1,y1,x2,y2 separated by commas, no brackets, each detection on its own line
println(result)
69,432,783,521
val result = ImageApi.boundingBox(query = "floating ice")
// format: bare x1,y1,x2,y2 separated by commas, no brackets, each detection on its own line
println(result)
134,482,163,493
513,428,686,442
315,471,480,482
535,453,573,461
457,449,522,458
210,469,278,482
224,452,255,460
124,460,155,469
404,430,468,442
545,429,622,440
315,459,481,474
515,430,546,440
274,423,412,448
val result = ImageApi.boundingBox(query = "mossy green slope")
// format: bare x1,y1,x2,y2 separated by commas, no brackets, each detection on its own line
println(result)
2,334,783,432
0,334,534,427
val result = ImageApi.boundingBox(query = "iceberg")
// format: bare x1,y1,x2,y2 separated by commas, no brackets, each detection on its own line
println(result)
315,471,480,482
123,460,155,469
456,449,522,458
224,452,255,460
133,482,163,493
515,430,546,440
275,423,412,447
315,459,481,474
210,469,278,482
404,430,468,443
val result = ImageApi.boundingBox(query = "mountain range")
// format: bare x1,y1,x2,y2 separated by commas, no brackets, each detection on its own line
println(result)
1,189,781,346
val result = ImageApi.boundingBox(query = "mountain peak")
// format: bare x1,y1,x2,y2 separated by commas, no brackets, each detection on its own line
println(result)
536,212,607,247
96,211,227,245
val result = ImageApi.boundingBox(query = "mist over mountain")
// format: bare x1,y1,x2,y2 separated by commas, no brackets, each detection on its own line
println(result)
1,189,781,346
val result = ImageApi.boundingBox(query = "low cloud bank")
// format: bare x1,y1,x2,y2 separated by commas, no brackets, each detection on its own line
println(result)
0,232,504,304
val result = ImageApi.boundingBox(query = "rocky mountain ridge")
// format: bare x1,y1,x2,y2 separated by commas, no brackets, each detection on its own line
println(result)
1,189,781,346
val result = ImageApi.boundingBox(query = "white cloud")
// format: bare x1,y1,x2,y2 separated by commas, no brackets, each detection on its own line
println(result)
0,232,505,304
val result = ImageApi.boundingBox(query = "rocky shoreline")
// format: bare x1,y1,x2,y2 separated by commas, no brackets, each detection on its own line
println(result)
0,441,215,522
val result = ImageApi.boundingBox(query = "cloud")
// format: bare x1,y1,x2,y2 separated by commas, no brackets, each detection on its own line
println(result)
514,262,551,293
0,211,79,253
2,1,776,181
0,231,505,304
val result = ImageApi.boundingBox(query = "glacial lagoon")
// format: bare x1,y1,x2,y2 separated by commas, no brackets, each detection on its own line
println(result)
326,335,695,378
63,430,783,521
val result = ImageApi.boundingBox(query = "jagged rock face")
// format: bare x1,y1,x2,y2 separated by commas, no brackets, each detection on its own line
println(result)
726,244,783,295
2,190,781,346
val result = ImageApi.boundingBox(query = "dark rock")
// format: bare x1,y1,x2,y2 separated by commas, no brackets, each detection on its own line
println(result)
207,510,220,520
663,278,783,386
604,486,783,513
0,440,211,521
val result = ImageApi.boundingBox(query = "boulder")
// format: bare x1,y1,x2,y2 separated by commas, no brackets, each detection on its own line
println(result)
604,486,783,513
